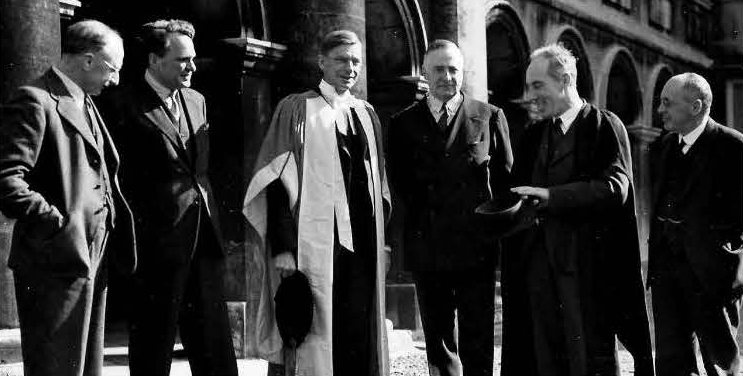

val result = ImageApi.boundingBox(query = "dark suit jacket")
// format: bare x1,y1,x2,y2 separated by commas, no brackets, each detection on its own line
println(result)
106,80,222,267
0,68,136,277
648,119,743,302
388,94,513,272
500,103,653,376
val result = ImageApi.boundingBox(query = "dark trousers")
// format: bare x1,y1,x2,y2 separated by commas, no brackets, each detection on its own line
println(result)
526,241,618,376
332,247,376,376
14,222,109,376
413,269,495,376
652,241,741,376
128,223,237,376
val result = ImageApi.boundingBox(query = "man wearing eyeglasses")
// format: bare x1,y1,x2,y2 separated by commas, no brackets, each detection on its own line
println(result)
0,20,135,376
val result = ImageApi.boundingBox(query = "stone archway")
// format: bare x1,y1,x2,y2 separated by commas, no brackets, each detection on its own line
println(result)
485,3,530,144
649,65,673,129
603,48,642,126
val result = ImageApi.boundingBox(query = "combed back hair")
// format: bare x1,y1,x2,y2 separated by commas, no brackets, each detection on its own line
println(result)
530,44,578,85
676,72,713,112
62,20,121,55
139,19,195,57
320,30,361,55
424,39,461,58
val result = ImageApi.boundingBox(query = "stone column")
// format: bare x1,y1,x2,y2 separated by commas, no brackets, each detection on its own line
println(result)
279,0,368,98
626,125,662,270
427,0,489,101
211,37,286,358
0,0,60,330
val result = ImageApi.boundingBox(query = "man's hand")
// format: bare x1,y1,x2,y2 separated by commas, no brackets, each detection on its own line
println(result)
511,186,549,209
274,251,297,278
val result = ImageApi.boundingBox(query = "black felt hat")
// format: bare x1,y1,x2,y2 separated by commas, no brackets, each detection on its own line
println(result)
475,192,536,239
274,270,314,348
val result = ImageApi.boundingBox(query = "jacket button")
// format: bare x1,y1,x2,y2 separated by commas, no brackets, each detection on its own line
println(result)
194,198,200,206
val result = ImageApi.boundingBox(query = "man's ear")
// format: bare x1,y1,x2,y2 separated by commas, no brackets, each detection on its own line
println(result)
81,53,95,72
148,52,159,68
691,99,703,115
317,54,325,72
561,72,572,89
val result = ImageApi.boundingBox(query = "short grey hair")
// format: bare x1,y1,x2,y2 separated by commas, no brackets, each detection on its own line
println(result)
530,43,578,85
62,20,122,55
675,72,713,112
320,30,361,56
424,39,462,59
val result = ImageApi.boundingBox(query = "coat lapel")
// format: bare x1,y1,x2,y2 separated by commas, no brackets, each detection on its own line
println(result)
46,70,99,151
138,83,193,166
446,95,484,150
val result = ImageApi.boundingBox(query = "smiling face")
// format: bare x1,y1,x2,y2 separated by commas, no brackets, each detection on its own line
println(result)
149,33,196,91
524,56,569,119
318,43,362,94
422,47,464,102
657,77,701,135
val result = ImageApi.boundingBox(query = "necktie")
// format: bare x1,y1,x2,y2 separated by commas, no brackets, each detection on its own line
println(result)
437,102,449,131
168,92,180,121
85,96,100,144
547,118,563,161
677,139,687,157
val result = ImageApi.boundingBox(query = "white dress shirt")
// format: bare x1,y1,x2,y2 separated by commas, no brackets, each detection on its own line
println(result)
427,92,463,127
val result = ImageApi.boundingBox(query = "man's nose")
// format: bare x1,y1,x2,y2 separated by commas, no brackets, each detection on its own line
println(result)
110,74,120,86
187,59,197,72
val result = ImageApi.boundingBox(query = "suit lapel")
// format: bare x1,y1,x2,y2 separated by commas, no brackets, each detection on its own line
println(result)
46,70,99,151
446,95,484,151
139,83,193,166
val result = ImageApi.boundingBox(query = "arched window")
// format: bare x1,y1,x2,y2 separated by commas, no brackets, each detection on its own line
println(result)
606,51,642,125
651,66,673,128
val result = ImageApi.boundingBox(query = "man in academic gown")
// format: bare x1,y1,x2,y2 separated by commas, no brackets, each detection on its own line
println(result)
500,44,653,376
243,30,391,376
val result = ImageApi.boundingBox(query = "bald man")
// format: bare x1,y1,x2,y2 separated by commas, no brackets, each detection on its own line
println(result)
650,73,743,376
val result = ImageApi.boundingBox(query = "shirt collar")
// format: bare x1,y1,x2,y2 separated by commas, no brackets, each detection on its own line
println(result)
680,119,706,148
145,69,177,101
53,66,86,111
427,92,463,117
555,100,584,134
319,79,355,108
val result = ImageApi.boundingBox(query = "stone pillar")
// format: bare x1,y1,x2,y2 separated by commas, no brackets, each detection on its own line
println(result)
710,0,743,130
212,37,286,358
279,0,368,98
626,125,662,271
0,0,60,330
427,0,489,101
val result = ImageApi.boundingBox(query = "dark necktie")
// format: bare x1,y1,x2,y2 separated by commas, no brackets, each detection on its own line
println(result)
85,95,100,144
548,117,563,161
437,102,449,131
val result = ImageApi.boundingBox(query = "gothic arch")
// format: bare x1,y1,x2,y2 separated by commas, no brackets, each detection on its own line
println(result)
646,64,674,128
485,2,530,105
598,46,642,126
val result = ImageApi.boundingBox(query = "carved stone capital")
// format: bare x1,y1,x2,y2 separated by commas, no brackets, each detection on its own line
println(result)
222,37,287,74
626,124,662,145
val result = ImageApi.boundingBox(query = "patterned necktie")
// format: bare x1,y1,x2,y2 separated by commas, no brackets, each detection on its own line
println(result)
168,92,180,121
437,102,449,131
85,95,99,143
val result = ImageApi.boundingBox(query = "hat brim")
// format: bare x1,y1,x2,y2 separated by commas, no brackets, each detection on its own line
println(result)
475,195,537,239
